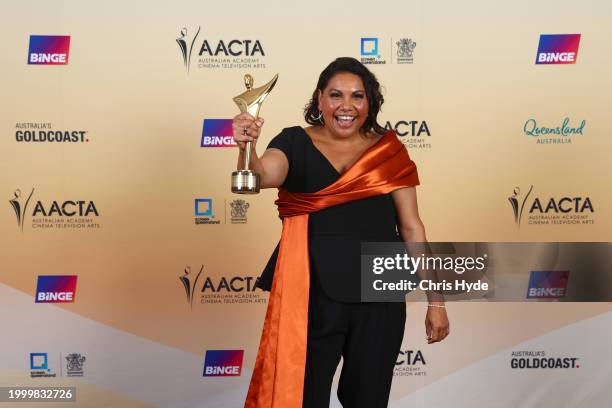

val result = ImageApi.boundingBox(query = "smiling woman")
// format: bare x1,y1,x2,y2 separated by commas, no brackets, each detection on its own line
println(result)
232,57,449,408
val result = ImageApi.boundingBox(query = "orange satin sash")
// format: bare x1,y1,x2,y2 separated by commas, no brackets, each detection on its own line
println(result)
245,130,419,407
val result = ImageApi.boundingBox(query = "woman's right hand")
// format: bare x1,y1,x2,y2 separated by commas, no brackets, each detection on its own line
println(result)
232,112,264,151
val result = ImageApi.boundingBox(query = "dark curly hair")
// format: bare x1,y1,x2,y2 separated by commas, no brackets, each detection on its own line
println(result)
304,57,386,135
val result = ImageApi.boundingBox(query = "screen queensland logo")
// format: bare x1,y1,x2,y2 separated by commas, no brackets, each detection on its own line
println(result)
203,350,244,377
9,188,101,232
535,34,581,65
30,353,56,378
36,275,78,303
194,198,219,224
28,35,70,65
201,119,236,147
361,37,386,65
508,185,594,228
176,26,266,73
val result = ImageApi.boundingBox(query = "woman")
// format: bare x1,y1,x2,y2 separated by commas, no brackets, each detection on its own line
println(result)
233,57,450,408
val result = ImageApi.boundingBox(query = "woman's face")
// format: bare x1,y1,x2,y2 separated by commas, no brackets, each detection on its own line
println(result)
317,72,369,137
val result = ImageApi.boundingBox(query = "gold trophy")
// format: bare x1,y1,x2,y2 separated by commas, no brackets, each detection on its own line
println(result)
231,73,279,194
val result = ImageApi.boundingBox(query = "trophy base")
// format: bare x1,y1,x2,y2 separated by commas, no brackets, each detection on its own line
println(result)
231,170,260,194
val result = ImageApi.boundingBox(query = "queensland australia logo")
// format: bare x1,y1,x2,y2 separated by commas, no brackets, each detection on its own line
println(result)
523,117,585,144
15,122,89,143
177,26,266,73
385,120,431,149
30,353,56,378
36,275,78,303
527,271,569,299
535,34,581,65
203,350,244,377
28,35,70,65
10,188,101,231
201,119,236,147
64,353,86,377
510,350,580,369
508,185,594,227
180,265,266,307
394,349,426,377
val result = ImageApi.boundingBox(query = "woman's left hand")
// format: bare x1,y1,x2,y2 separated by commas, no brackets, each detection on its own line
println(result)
425,305,450,344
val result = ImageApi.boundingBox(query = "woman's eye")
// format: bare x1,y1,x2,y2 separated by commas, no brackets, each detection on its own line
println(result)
330,93,341,98
354,94,364,99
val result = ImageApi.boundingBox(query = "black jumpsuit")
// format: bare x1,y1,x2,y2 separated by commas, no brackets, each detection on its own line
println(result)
256,126,407,408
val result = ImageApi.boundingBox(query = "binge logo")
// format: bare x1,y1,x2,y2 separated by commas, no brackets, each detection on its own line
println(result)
527,271,569,299
535,34,581,65
361,38,379,56
203,350,244,377
28,35,71,65
35,275,78,303
201,119,236,147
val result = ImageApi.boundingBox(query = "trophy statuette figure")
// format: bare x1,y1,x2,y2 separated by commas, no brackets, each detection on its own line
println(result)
231,73,279,194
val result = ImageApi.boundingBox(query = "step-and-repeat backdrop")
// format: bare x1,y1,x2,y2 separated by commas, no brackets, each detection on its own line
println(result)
1,1,611,407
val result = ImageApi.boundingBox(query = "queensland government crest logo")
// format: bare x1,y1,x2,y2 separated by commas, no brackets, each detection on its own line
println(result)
65,353,86,377
396,38,416,64
230,199,249,224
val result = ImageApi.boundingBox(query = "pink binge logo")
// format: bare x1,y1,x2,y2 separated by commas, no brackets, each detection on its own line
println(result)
203,350,244,377
535,34,581,65
28,35,71,65
35,275,78,303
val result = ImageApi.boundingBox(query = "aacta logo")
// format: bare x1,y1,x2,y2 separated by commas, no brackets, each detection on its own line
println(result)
9,188,100,232
509,185,594,227
35,275,78,303
176,26,264,73
28,35,71,65
384,120,431,137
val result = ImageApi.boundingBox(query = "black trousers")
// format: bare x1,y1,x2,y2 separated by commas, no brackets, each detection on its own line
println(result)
302,267,406,408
